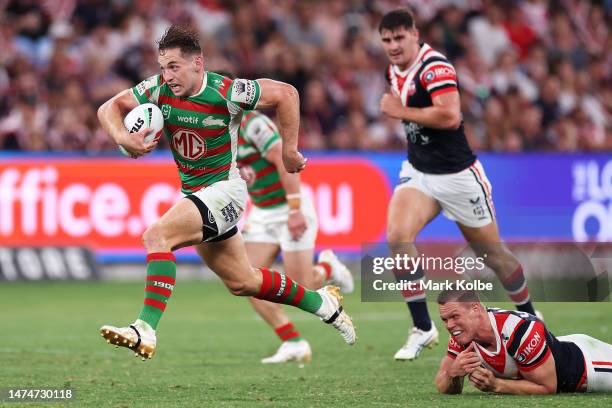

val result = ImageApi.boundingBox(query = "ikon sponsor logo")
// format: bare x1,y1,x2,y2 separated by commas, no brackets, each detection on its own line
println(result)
171,129,207,160
517,332,542,362
425,66,455,81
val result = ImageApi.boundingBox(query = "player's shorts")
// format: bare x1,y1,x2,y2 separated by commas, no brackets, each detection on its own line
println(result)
395,159,494,228
188,177,247,242
559,334,612,392
242,193,317,252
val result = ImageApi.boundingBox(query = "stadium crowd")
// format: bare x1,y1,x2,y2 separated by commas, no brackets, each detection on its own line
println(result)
0,0,609,153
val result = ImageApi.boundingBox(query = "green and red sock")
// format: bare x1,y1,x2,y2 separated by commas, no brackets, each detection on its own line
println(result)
255,268,323,314
138,252,176,330
275,322,301,342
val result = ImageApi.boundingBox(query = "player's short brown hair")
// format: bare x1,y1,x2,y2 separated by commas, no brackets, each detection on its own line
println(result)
437,289,481,305
157,24,201,56
378,8,416,33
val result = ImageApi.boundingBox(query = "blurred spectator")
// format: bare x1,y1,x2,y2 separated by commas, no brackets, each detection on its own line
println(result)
502,3,538,59
491,49,538,101
0,0,609,153
468,1,511,68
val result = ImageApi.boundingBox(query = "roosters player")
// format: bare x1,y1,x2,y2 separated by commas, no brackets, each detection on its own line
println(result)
435,290,612,394
378,8,536,361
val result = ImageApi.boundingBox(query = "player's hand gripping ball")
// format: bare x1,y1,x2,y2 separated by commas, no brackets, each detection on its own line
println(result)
119,103,164,157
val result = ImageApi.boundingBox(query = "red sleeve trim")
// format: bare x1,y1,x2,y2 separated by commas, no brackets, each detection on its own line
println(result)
430,86,458,99
447,351,458,360
221,77,232,98
519,347,551,372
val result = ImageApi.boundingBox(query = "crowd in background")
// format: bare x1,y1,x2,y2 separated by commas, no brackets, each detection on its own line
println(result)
0,0,610,153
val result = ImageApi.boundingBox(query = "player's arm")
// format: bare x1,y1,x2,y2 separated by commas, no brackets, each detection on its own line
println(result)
380,90,461,129
254,79,305,173
435,342,481,394
468,356,557,394
97,87,156,157
265,141,307,240
435,355,465,394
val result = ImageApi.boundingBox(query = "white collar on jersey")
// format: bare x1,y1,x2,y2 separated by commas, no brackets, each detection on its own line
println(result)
475,310,502,356
392,42,432,76
190,71,208,98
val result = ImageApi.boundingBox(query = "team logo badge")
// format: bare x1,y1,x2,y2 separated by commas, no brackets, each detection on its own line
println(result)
201,116,226,127
408,80,416,96
424,71,435,82
171,129,207,160
161,104,172,120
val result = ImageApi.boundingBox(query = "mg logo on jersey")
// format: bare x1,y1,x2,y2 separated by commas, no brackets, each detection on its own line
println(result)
171,129,207,160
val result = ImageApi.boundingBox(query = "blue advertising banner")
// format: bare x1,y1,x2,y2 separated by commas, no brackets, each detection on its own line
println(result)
1,152,610,263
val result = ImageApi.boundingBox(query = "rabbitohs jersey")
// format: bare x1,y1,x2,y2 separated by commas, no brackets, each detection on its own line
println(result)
447,308,586,392
236,111,287,209
131,72,260,194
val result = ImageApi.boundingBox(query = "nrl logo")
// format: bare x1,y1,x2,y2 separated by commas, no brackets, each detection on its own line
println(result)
202,116,227,127
161,104,172,120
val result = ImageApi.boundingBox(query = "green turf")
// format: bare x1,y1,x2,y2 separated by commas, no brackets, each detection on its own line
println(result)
0,280,610,407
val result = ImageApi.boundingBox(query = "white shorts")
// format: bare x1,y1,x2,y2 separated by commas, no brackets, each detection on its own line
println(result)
395,160,495,228
558,334,612,392
242,194,318,252
189,177,247,241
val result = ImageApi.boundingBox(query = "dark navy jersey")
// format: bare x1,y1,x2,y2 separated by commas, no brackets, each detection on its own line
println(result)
385,43,476,174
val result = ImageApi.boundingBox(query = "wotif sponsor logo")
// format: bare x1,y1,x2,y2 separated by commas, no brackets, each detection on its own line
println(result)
176,115,199,125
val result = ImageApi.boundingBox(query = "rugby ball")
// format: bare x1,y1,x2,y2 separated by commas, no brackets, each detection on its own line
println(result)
119,103,164,156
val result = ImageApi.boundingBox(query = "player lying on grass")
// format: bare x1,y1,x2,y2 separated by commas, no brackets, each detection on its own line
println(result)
435,289,612,394
233,104,354,364
96,24,356,360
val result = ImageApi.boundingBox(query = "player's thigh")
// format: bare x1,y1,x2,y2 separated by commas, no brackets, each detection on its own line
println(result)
147,197,203,251
195,233,259,294
282,249,315,289
387,186,441,243
245,242,280,268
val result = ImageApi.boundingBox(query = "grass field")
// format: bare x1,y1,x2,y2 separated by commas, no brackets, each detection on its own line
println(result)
1,280,611,407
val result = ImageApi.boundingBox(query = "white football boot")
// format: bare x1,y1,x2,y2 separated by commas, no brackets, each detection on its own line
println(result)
261,340,312,364
316,286,356,345
100,319,156,360
394,324,439,361
318,249,354,294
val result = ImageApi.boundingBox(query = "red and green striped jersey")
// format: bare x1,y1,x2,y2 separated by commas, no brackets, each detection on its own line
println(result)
236,111,287,209
131,71,261,194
